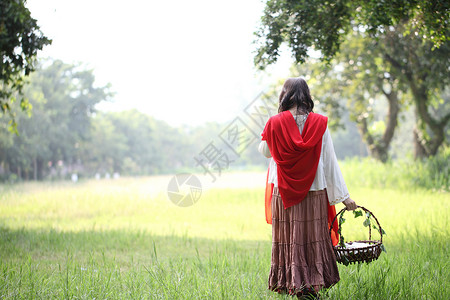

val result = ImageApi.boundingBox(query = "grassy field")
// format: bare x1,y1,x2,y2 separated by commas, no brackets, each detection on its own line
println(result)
0,172,448,299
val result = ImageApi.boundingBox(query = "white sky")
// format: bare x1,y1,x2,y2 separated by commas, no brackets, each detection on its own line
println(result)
27,0,293,126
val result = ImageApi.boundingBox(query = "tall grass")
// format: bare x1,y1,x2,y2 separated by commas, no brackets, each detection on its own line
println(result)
341,146,449,192
0,167,448,299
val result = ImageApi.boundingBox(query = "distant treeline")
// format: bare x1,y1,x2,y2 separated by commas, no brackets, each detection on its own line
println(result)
0,60,370,181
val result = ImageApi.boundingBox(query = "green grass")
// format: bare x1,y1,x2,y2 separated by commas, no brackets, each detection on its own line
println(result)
0,175,449,299
340,153,449,192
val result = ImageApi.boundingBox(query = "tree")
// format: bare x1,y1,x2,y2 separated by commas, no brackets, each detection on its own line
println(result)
289,30,405,162
79,109,195,176
381,23,449,157
254,0,449,69
255,0,449,158
79,112,129,175
0,60,111,180
0,0,51,130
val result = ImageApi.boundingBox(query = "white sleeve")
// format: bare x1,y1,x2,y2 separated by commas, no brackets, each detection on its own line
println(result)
323,128,350,205
258,141,272,158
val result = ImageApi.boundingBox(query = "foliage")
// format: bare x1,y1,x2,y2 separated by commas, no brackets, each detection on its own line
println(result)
380,23,450,157
341,147,449,192
81,110,194,176
0,60,111,180
0,59,270,181
410,145,450,190
255,0,449,159
336,207,386,257
1,57,446,181
287,25,448,160
0,62,237,181
254,0,449,69
0,0,51,131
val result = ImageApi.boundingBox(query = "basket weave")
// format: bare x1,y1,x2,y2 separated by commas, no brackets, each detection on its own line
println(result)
329,206,384,265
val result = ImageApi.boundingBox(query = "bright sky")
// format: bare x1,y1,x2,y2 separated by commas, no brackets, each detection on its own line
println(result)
27,0,292,126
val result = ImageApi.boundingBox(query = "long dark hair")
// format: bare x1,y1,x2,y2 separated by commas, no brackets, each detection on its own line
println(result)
278,77,314,114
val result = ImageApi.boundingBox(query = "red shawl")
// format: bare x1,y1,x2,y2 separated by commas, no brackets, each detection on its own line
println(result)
262,111,339,246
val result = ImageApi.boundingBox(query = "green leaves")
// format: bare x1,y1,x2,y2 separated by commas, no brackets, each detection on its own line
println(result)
363,212,372,227
256,0,450,161
338,213,346,246
339,236,346,248
353,210,363,218
342,255,350,266
0,0,51,126
254,0,352,69
337,207,387,249
0,60,111,180
255,0,448,69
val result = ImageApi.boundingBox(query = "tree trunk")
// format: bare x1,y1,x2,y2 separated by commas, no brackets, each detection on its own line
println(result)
357,88,400,163
413,127,427,159
384,51,449,159
36,159,44,180
33,158,37,181
409,83,448,158
381,89,400,148
357,118,389,162
4,161,10,175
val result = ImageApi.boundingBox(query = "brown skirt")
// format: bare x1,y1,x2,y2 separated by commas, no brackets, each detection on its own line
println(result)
268,187,340,294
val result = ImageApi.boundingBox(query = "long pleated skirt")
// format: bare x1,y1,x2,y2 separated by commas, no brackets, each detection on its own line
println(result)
268,187,340,295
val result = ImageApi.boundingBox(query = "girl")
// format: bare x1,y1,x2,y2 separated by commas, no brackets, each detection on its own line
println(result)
259,77,357,298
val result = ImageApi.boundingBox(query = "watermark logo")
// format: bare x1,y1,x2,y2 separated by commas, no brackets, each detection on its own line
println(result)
167,173,202,207
167,91,277,206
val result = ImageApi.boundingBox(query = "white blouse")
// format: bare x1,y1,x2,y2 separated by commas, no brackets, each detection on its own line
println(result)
258,115,350,206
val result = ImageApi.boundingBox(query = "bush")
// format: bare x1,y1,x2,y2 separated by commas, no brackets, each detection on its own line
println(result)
341,146,449,191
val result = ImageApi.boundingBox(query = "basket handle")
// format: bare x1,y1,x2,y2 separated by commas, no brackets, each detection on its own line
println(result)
329,205,383,244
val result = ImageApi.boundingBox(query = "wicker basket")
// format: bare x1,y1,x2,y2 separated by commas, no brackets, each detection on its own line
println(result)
329,206,384,265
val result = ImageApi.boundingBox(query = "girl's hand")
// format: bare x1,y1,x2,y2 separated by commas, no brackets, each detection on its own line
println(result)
343,198,357,211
